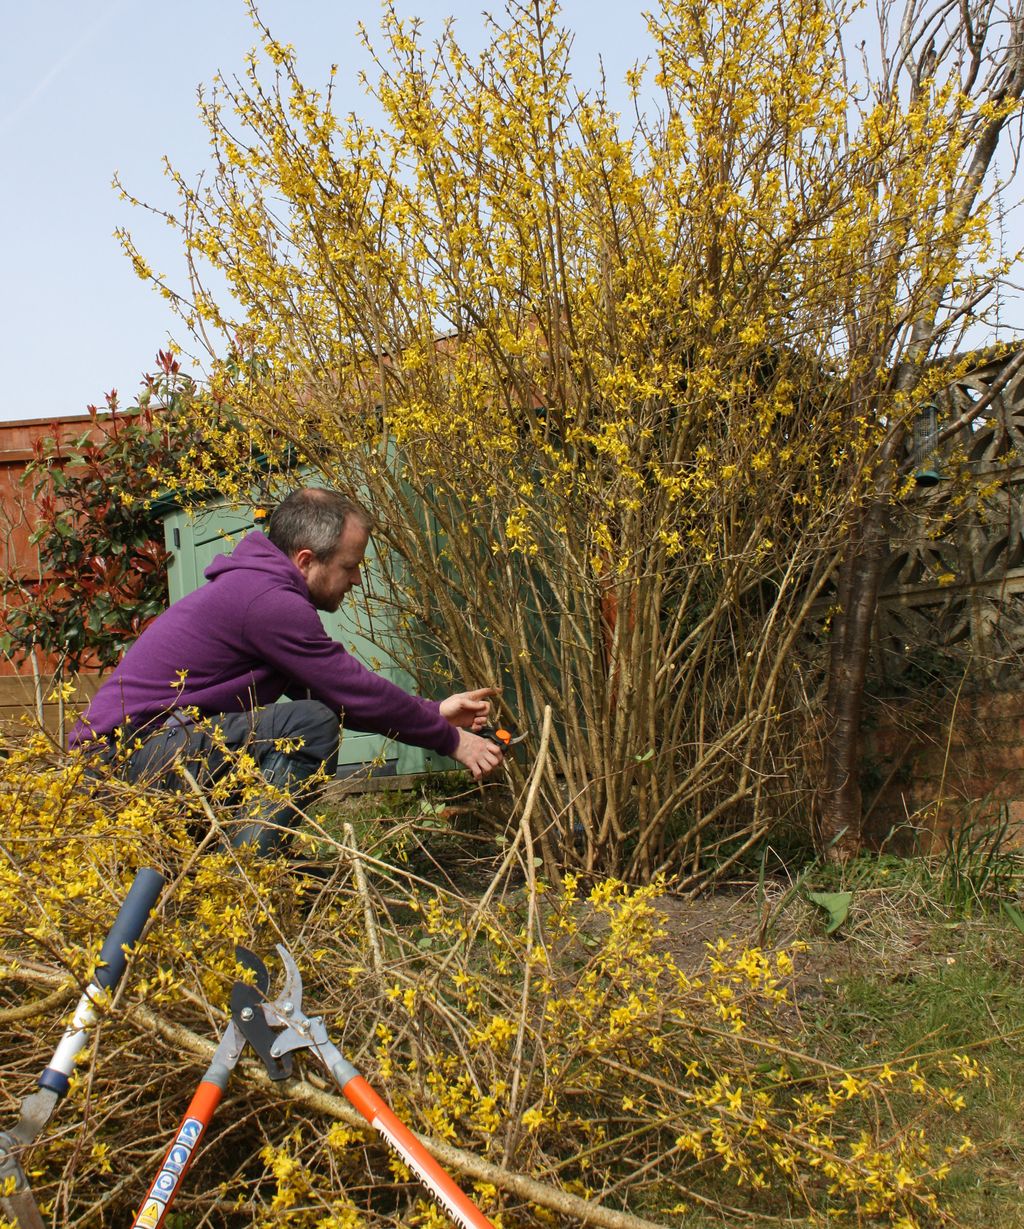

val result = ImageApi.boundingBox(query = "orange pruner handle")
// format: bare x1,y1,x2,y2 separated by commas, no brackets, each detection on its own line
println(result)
478,724,524,749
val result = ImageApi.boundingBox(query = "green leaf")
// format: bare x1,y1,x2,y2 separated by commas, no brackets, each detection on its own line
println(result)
1001,901,1024,938
805,889,853,935
634,749,654,762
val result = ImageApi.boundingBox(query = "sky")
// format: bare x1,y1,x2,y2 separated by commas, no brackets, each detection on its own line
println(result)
1,0,1021,425
0,0,651,424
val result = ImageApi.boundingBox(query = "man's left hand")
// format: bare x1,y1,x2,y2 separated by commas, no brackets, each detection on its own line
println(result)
440,687,498,730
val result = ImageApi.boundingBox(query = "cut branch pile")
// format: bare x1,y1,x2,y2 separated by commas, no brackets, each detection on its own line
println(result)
0,735,985,1226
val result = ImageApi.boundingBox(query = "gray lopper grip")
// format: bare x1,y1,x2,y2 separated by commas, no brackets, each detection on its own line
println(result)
94,867,165,990
37,867,166,1097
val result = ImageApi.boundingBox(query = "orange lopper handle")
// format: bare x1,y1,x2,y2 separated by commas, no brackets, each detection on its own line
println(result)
343,1075,495,1229
129,1080,224,1229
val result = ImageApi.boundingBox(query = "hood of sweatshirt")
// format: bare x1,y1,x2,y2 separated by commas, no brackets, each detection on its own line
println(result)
204,530,309,598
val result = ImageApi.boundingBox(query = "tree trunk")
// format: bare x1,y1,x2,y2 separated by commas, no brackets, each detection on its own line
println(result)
819,496,890,857
816,12,1024,859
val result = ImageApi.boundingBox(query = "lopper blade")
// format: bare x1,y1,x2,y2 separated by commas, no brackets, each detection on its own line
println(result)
230,946,293,1081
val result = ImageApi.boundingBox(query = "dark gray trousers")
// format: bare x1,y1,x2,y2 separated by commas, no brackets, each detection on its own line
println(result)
120,700,340,856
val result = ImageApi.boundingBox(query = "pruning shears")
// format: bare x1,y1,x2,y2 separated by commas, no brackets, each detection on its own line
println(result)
477,723,527,750
0,868,166,1229
132,945,495,1229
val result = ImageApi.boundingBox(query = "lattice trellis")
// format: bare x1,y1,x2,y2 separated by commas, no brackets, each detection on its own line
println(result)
874,348,1024,690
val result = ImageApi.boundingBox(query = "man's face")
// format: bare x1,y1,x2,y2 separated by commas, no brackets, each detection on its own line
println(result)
298,521,369,613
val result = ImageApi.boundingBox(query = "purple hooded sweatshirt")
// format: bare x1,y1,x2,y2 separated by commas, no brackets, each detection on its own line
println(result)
70,531,459,757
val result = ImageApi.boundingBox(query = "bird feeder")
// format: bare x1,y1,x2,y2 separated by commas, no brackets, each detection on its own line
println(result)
912,402,944,486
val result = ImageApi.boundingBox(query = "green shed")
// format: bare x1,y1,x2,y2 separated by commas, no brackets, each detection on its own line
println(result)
158,499,452,779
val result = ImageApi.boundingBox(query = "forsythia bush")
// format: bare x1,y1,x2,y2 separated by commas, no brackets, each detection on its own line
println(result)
115,0,1024,875
0,731,983,1226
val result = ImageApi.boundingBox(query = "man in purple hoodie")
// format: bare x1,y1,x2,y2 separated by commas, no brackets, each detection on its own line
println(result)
71,487,504,854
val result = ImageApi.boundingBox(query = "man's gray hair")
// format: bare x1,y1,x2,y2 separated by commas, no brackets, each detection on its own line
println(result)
268,488,372,561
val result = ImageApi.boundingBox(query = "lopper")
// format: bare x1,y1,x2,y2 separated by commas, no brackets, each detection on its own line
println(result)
132,943,495,1229
0,868,166,1229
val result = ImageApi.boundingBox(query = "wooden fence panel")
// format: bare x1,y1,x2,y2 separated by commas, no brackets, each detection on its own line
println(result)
0,674,101,743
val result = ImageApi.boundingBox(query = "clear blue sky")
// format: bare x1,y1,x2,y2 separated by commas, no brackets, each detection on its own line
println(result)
1,1,1020,423
0,0,652,422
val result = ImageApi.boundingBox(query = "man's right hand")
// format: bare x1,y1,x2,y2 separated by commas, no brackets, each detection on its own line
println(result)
451,727,505,780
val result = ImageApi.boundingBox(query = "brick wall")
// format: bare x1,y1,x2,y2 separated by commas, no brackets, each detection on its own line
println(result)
863,690,1024,849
